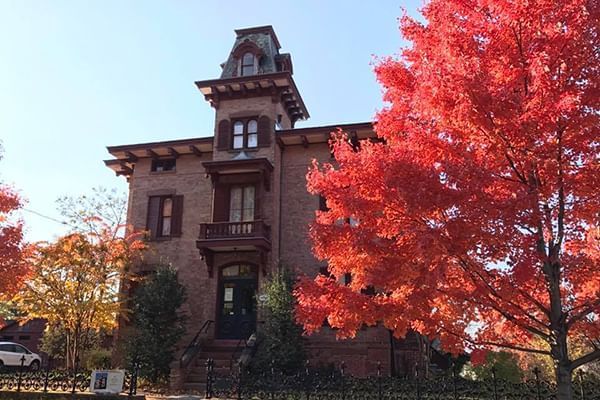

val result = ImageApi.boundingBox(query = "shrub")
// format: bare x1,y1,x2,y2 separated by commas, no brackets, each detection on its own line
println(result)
84,348,112,370
251,266,306,374
125,265,186,383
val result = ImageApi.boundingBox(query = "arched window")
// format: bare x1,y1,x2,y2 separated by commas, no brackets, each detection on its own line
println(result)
221,264,256,278
241,52,255,76
233,121,244,149
232,118,258,149
247,119,258,148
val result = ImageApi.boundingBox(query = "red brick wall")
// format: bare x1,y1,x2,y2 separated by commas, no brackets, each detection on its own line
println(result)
0,319,46,354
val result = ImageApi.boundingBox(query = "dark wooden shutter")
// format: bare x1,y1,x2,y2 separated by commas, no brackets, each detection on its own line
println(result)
213,183,230,222
146,196,161,239
170,195,184,237
257,116,271,147
216,119,231,150
318,195,329,211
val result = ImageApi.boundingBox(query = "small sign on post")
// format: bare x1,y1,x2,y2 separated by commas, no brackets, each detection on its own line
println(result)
89,370,125,394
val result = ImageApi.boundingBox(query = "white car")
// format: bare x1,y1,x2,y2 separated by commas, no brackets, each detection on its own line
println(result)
0,342,42,371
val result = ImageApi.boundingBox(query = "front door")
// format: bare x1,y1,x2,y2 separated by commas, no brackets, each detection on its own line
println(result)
217,264,257,339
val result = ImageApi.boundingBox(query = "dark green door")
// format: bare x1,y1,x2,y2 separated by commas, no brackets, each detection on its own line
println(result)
217,264,257,339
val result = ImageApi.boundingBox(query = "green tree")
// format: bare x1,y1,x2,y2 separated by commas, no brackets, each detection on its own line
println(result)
39,324,107,369
125,266,186,383
463,351,524,383
253,267,306,374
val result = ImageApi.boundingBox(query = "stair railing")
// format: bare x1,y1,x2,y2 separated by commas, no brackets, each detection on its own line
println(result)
229,321,254,371
230,332,261,371
180,320,214,368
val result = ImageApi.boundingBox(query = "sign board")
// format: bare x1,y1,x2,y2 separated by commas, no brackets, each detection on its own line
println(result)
89,370,125,394
258,294,269,303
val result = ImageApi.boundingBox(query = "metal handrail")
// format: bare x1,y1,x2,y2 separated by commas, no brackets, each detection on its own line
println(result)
180,320,214,368
230,331,254,370
230,320,264,370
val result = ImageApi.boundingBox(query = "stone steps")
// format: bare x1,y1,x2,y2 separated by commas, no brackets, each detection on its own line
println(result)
182,342,239,389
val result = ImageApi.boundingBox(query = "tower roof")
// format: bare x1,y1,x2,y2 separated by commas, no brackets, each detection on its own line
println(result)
195,26,309,123
234,25,281,49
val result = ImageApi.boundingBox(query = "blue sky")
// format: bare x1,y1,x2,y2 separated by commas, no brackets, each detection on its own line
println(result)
0,0,421,242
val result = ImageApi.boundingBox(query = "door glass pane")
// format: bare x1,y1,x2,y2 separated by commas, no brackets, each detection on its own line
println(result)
222,302,234,316
222,283,235,316
240,286,255,315
224,287,234,302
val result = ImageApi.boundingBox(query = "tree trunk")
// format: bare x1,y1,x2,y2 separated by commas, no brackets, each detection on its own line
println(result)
556,362,573,400
65,331,71,371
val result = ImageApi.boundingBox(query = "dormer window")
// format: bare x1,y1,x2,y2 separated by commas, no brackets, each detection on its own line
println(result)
241,52,255,76
232,118,258,149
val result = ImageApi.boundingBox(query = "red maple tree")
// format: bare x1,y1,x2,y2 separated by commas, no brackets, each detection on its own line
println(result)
0,162,29,306
295,1,599,398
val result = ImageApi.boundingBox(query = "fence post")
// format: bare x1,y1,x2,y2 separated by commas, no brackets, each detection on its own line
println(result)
491,366,498,400
129,361,139,397
43,358,51,393
134,361,140,395
237,362,244,400
205,358,214,399
377,361,382,400
17,355,25,392
452,364,458,400
578,369,585,400
269,360,275,400
340,361,346,400
304,360,310,400
533,367,542,400
415,365,421,400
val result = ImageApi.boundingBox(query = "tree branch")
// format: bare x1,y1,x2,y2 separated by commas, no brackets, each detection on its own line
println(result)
571,349,600,371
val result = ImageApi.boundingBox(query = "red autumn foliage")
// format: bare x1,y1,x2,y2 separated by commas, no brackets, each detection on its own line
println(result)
0,185,29,300
296,0,598,396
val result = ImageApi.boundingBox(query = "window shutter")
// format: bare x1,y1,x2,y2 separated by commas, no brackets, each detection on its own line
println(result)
171,195,184,237
213,183,230,222
257,116,271,147
146,196,161,239
217,120,231,150
318,195,330,211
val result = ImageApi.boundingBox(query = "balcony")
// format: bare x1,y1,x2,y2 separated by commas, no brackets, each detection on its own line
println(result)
196,220,272,277
199,220,271,240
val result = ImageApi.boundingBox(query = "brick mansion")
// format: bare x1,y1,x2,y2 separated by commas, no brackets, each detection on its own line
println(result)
104,26,442,390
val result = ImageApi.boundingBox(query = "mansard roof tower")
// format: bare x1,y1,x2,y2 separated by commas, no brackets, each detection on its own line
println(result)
196,26,308,160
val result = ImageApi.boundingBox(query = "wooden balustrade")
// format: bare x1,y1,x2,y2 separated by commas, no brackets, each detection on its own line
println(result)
199,220,271,240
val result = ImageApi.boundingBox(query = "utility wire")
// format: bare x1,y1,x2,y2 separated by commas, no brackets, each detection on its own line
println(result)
22,208,75,228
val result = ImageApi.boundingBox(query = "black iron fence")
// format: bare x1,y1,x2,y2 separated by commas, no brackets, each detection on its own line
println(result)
204,360,600,400
0,365,139,396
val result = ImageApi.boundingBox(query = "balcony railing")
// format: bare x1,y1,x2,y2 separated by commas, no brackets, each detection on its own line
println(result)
199,220,271,241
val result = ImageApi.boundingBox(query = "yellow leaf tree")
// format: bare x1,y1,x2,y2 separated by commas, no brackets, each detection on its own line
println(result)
17,227,144,370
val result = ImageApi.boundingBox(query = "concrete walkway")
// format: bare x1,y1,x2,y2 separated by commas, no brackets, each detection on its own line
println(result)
145,396,205,400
